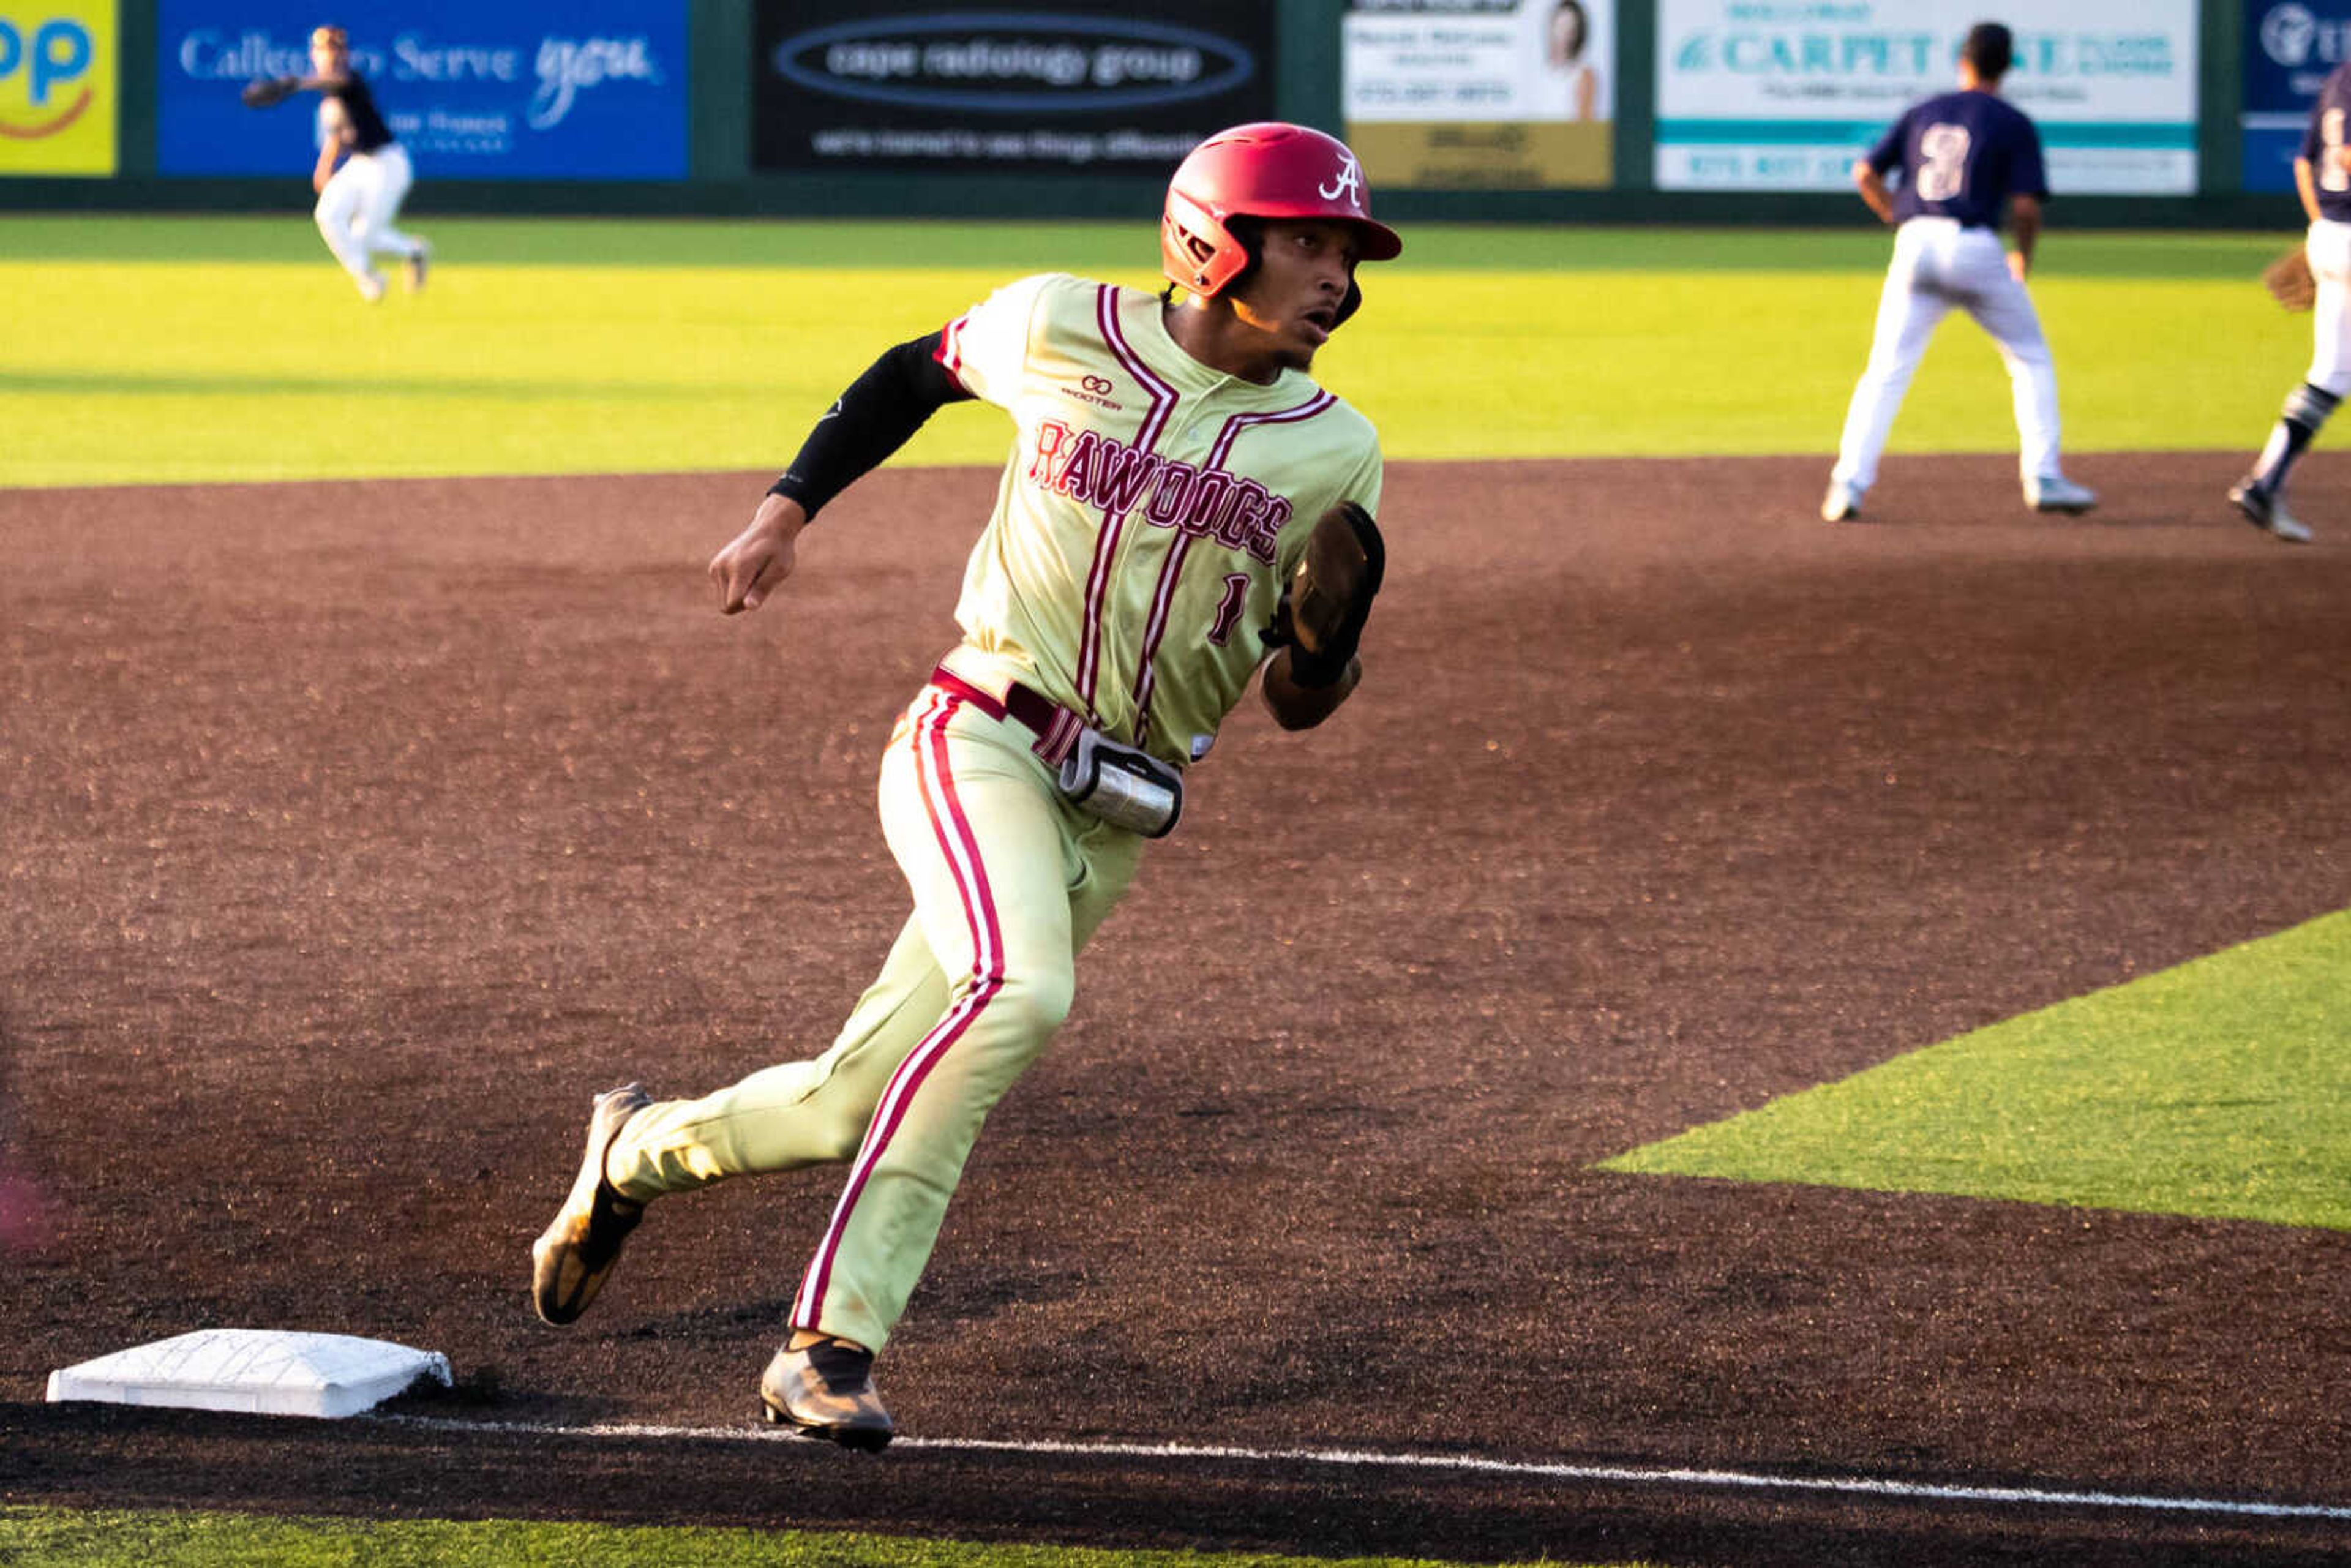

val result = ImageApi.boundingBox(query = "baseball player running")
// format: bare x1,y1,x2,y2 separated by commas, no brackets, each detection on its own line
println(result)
1821,21,2096,524
2227,59,2351,543
242,25,429,303
530,122,1398,1450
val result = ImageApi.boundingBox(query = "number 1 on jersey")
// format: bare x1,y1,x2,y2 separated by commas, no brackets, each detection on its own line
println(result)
1207,572,1252,646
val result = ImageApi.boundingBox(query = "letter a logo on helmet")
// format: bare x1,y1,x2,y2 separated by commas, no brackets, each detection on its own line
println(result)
1160,121,1403,300
1318,153,1364,207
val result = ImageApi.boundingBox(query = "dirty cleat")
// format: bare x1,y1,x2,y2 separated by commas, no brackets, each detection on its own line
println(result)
2229,478,2313,543
760,1339,894,1451
530,1082,651,1326
2025,474,2098,515
1820,482,1863,523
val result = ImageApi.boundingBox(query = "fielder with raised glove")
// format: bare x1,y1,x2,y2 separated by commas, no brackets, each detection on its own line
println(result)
241,26,430,303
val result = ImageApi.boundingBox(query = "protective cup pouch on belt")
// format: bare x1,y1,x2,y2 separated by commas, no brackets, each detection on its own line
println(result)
1269,501,1385,687
1056,729,1184,839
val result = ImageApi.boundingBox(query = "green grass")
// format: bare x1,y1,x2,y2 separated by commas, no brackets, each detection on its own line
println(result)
0,216,2312,486
1600,912,2351,1231
0,1508,1649,1568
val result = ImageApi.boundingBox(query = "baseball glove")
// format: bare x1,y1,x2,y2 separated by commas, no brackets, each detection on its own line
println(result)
1265,500,1385,687
240,75,301,109
2263,244,2317,312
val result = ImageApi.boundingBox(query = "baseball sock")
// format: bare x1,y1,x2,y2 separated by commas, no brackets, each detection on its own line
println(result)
2248,382,2341,494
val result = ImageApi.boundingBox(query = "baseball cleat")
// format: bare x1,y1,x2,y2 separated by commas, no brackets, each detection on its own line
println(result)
1819,482,1863,523
2025,475,2098,516
356,269,388,304
760,1338,894,1451
530,1082,651,1326
2229,479,2313,543
404,244,430,293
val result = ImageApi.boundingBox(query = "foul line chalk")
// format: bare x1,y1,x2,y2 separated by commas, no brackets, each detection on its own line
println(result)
379,1416,2351,1525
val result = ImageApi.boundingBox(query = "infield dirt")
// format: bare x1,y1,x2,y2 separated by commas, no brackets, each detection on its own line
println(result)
3,456,2347,1566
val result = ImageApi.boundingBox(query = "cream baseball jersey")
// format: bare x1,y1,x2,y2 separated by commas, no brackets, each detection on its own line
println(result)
933,272,1383,768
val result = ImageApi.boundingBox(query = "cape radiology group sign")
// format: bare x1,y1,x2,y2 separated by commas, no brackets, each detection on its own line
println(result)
754,1,1276,173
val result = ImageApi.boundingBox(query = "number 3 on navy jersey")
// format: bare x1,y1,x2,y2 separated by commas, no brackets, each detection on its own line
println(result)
1918,124,1970,202
2325,108,2349,193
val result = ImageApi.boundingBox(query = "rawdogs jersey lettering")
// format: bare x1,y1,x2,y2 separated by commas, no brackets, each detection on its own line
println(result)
933,272,1381,765
1027,421,1292,565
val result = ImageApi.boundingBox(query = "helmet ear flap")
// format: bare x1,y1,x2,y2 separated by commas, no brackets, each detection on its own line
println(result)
1334,274,1363,327
1161,187,1250,297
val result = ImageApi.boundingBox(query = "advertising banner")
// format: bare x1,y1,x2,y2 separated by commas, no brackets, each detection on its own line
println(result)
1342,0,1615,189
157,0,685,179
0,0,116,175
1655,0,2199,195
753,1,1277,174
2243,2,2351,192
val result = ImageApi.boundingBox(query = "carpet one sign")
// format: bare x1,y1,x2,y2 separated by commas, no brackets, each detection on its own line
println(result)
752,1,1276,173
1654,0,2200,194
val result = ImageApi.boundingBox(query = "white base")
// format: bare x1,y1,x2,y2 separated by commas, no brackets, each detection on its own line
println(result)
47,1329,452,1419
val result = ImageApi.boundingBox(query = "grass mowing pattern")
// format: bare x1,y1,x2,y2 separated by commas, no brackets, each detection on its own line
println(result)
1600,912,2351,1231
0,217,2312,486
0,1507,1652,1568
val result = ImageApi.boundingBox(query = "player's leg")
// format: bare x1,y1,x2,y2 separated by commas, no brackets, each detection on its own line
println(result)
312,160,386,301
787,693,1135,1357
2233,219,2349,542
599,692,1043,1196
1954,233,2091,512
533,684,1131,1341
602,915,954,1192
761,694,1140,1447
534,698,962,1329
356,144,429,289
1828,223,1948,515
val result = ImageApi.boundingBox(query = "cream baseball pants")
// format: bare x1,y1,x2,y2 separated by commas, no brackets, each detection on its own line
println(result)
602,675,1144,1352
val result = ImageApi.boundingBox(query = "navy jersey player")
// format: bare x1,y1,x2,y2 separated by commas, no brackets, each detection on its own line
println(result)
2227,60,2351,542
1821,22,2096,523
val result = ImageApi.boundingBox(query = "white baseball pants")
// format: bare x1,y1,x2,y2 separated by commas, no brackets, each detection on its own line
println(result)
1831,216,2065,493
2304,217,2351,396
314,144,422,296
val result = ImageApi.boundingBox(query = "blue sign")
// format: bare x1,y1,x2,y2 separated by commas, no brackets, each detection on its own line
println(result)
2244,2,2351,192
157,0,686,179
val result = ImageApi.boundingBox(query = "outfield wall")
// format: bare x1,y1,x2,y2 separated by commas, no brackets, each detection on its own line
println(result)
0,0,2322,229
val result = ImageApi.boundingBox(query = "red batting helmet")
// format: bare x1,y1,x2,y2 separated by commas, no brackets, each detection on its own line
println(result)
1160,122,1403,299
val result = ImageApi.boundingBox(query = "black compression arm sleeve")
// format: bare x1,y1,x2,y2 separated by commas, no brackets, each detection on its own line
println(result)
767,331,973,520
